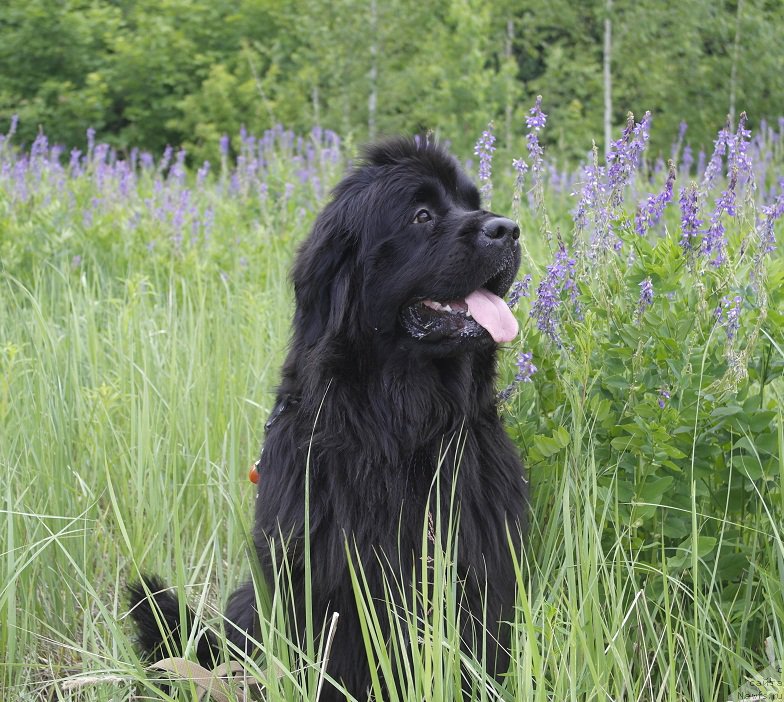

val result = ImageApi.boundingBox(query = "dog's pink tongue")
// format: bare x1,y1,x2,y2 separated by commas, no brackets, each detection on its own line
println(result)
465,288,519,343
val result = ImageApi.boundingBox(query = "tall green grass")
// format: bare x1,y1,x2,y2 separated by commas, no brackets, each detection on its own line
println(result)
1,124,783,700
1,264,783,699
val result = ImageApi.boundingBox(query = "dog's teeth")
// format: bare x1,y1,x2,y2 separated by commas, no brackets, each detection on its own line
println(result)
466,310,473,318
443,305,452,312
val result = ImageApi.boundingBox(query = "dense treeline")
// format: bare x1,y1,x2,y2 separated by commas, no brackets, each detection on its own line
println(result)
1,0,782,163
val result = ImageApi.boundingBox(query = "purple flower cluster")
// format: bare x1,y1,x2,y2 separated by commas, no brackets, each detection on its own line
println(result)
531,243,579,347
681,144,694,176
678,183,703,255
573,112,652,254
635,161,676,236
672,121,688,162
751,183,783,284
607,111,652,206
701,119,732,192
0,119,344,262
727,112,753,182
701,180,735,266
573,153,608,233
514,351,538,382
507,274,532,309
715,295,743,341
758,187,784,255
699,114,755,266
512,158,528,177
658,388,671,409
637,277,654,321
525,96,547,175
511,157,529,222
474,122,496,203
498,350,538,402
512,96,550,222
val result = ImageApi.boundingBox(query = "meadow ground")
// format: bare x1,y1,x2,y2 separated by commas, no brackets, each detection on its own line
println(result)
1,112,783,700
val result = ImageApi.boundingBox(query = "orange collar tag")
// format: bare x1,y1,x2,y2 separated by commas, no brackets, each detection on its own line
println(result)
249,459,261,484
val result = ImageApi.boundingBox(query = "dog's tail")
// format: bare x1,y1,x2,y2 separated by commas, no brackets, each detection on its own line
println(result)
127,574,220,668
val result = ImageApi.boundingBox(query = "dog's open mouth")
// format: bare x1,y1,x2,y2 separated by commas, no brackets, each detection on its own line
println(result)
400,286,518,344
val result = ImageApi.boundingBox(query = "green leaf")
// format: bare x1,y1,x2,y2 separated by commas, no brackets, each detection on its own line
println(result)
677,535,717,559
553,426,570,448
659,443,687,459
531,435,562,460
711,405,743,418
637,475,674,502
749,410,776,433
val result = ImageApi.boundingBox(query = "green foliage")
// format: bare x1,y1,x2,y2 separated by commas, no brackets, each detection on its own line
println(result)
503,145,783,669
2,0,784,161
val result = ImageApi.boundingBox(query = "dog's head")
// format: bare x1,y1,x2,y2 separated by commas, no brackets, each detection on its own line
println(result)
293,137,521,358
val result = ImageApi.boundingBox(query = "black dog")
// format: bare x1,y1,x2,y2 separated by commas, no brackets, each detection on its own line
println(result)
129,138,527,700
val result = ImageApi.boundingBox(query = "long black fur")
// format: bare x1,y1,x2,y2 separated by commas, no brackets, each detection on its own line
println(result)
129,137,528,700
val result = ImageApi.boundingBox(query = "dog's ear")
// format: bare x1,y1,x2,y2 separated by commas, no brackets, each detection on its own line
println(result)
292,199,358,348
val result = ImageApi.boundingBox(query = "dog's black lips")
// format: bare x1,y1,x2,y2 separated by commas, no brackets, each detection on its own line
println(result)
399,254,517,342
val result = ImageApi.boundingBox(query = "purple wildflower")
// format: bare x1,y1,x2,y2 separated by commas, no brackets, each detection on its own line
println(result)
715,295,742,341
158,145,173,175
658,388,671,409
474,122,496,203
637,277,653,321
695,115,757,266
607,111,651,206
727,112,752,181
671,121,688,162
196,161,211,187
759,189,784,253
511,157,529,221
525,96,547,175
497,349,538,402
635,161,676,236
702,219,727,266
701,118,731,192
513,158,528,178
514,351,537,382
574,112,651,255
678,121,688,142
507,275,532,308
573,154,608,232
531,243,579,347
681,144,694,175
751,187,784,284
702,170,738,266
525,96,547,130
31,131,48,160
69,148,82,176
679,183,703,254
170,149,187,184
86,127,96,160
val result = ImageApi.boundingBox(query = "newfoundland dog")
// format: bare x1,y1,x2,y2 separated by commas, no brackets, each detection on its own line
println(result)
129,137,528,700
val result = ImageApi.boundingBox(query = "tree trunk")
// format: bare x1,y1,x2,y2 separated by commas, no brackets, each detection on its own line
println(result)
505,18,514,148
729,0,744,125
603,0,613,156
368,0,378,140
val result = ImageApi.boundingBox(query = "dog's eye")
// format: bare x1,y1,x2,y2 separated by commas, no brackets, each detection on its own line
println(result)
413,209,432,224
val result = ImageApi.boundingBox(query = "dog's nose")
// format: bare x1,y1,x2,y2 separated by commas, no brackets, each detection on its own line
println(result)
481,217,520,242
